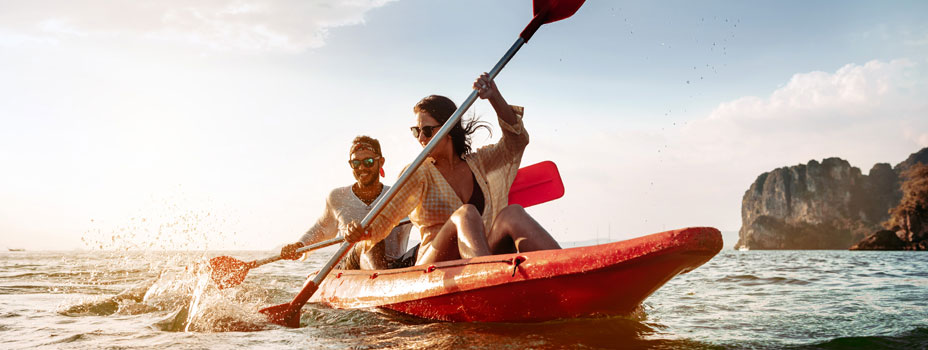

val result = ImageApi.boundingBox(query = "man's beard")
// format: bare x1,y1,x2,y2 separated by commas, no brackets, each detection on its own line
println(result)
356,171,379,187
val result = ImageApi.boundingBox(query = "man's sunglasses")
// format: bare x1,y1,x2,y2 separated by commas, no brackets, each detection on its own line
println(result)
410,125,441,139
349,156,381,169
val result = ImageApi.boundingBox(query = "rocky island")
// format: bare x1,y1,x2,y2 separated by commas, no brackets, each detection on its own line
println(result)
735,148,928,250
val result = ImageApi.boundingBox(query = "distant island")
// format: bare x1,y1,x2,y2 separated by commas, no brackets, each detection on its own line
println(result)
735,147,928,250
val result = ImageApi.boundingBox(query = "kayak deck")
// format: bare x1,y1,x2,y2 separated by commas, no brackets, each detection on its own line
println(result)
308,227,722,322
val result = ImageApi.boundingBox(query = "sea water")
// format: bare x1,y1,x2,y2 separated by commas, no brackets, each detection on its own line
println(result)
1,249,926,349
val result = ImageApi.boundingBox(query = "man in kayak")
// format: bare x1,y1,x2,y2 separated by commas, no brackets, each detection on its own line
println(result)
346,74,560,265
280,136,411,269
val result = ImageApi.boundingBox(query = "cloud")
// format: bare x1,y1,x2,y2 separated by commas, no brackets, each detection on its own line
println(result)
0,0,396,52
677,59,928,167
709,60,919,123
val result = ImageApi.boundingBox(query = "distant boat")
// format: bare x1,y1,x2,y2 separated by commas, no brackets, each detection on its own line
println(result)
7,248,25,252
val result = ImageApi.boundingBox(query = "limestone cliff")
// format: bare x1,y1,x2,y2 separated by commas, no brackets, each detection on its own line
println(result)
893,147,928,177
735,158,896,249
736,147,928,250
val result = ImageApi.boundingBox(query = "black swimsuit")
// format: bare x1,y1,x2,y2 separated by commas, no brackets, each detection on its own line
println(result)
467,173,485,215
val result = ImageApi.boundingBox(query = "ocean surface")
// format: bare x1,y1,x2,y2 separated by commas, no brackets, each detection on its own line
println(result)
1,248,926,349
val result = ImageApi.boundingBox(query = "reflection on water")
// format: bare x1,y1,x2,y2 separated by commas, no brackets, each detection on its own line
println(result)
1,250,927,349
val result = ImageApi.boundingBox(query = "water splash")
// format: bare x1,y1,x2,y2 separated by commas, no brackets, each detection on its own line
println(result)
59,254,272,332
58,188,273,331
81,188,241,252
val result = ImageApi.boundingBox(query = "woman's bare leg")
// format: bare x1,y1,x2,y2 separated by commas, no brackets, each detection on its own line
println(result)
416,204,491,264
487,204,561,254
451,205,491,258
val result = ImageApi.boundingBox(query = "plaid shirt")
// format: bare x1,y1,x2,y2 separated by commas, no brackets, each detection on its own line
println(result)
362,106,528,262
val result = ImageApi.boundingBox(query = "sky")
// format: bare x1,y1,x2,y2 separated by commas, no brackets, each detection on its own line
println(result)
1,0,927,251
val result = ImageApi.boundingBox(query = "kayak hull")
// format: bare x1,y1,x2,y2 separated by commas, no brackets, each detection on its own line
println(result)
308,227,722,322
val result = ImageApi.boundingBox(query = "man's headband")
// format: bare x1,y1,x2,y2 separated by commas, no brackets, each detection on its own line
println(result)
350,142,380,156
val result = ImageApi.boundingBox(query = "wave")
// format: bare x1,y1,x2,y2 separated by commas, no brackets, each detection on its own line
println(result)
0,269,149,280
716,274,811,286
796,327,928,350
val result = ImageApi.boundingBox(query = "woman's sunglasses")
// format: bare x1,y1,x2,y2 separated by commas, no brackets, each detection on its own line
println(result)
410,125,441,139
349,156,381,169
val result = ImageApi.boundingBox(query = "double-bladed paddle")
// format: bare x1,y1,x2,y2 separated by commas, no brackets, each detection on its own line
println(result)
259,0,585,327
207,161,564,289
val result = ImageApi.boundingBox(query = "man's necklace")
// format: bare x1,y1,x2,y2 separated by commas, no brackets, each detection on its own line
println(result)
354,183,383,205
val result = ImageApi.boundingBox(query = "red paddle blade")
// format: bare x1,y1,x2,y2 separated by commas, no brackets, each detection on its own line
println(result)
521,0,586,41
259,302,301,328
261,277,321,327
534,0,585,23
508,161,565,208
208,256,250,289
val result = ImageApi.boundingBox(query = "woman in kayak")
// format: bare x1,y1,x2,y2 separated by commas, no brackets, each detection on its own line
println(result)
280,136,411,270
346,73,560,265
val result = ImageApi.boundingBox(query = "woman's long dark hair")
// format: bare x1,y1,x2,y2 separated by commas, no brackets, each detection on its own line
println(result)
413,95,491,158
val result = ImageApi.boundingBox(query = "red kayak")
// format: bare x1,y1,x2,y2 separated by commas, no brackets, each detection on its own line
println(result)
308,227,722,322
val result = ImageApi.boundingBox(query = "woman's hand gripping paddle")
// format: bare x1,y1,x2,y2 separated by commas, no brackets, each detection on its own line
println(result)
259,0,585,328
208,161,564,289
